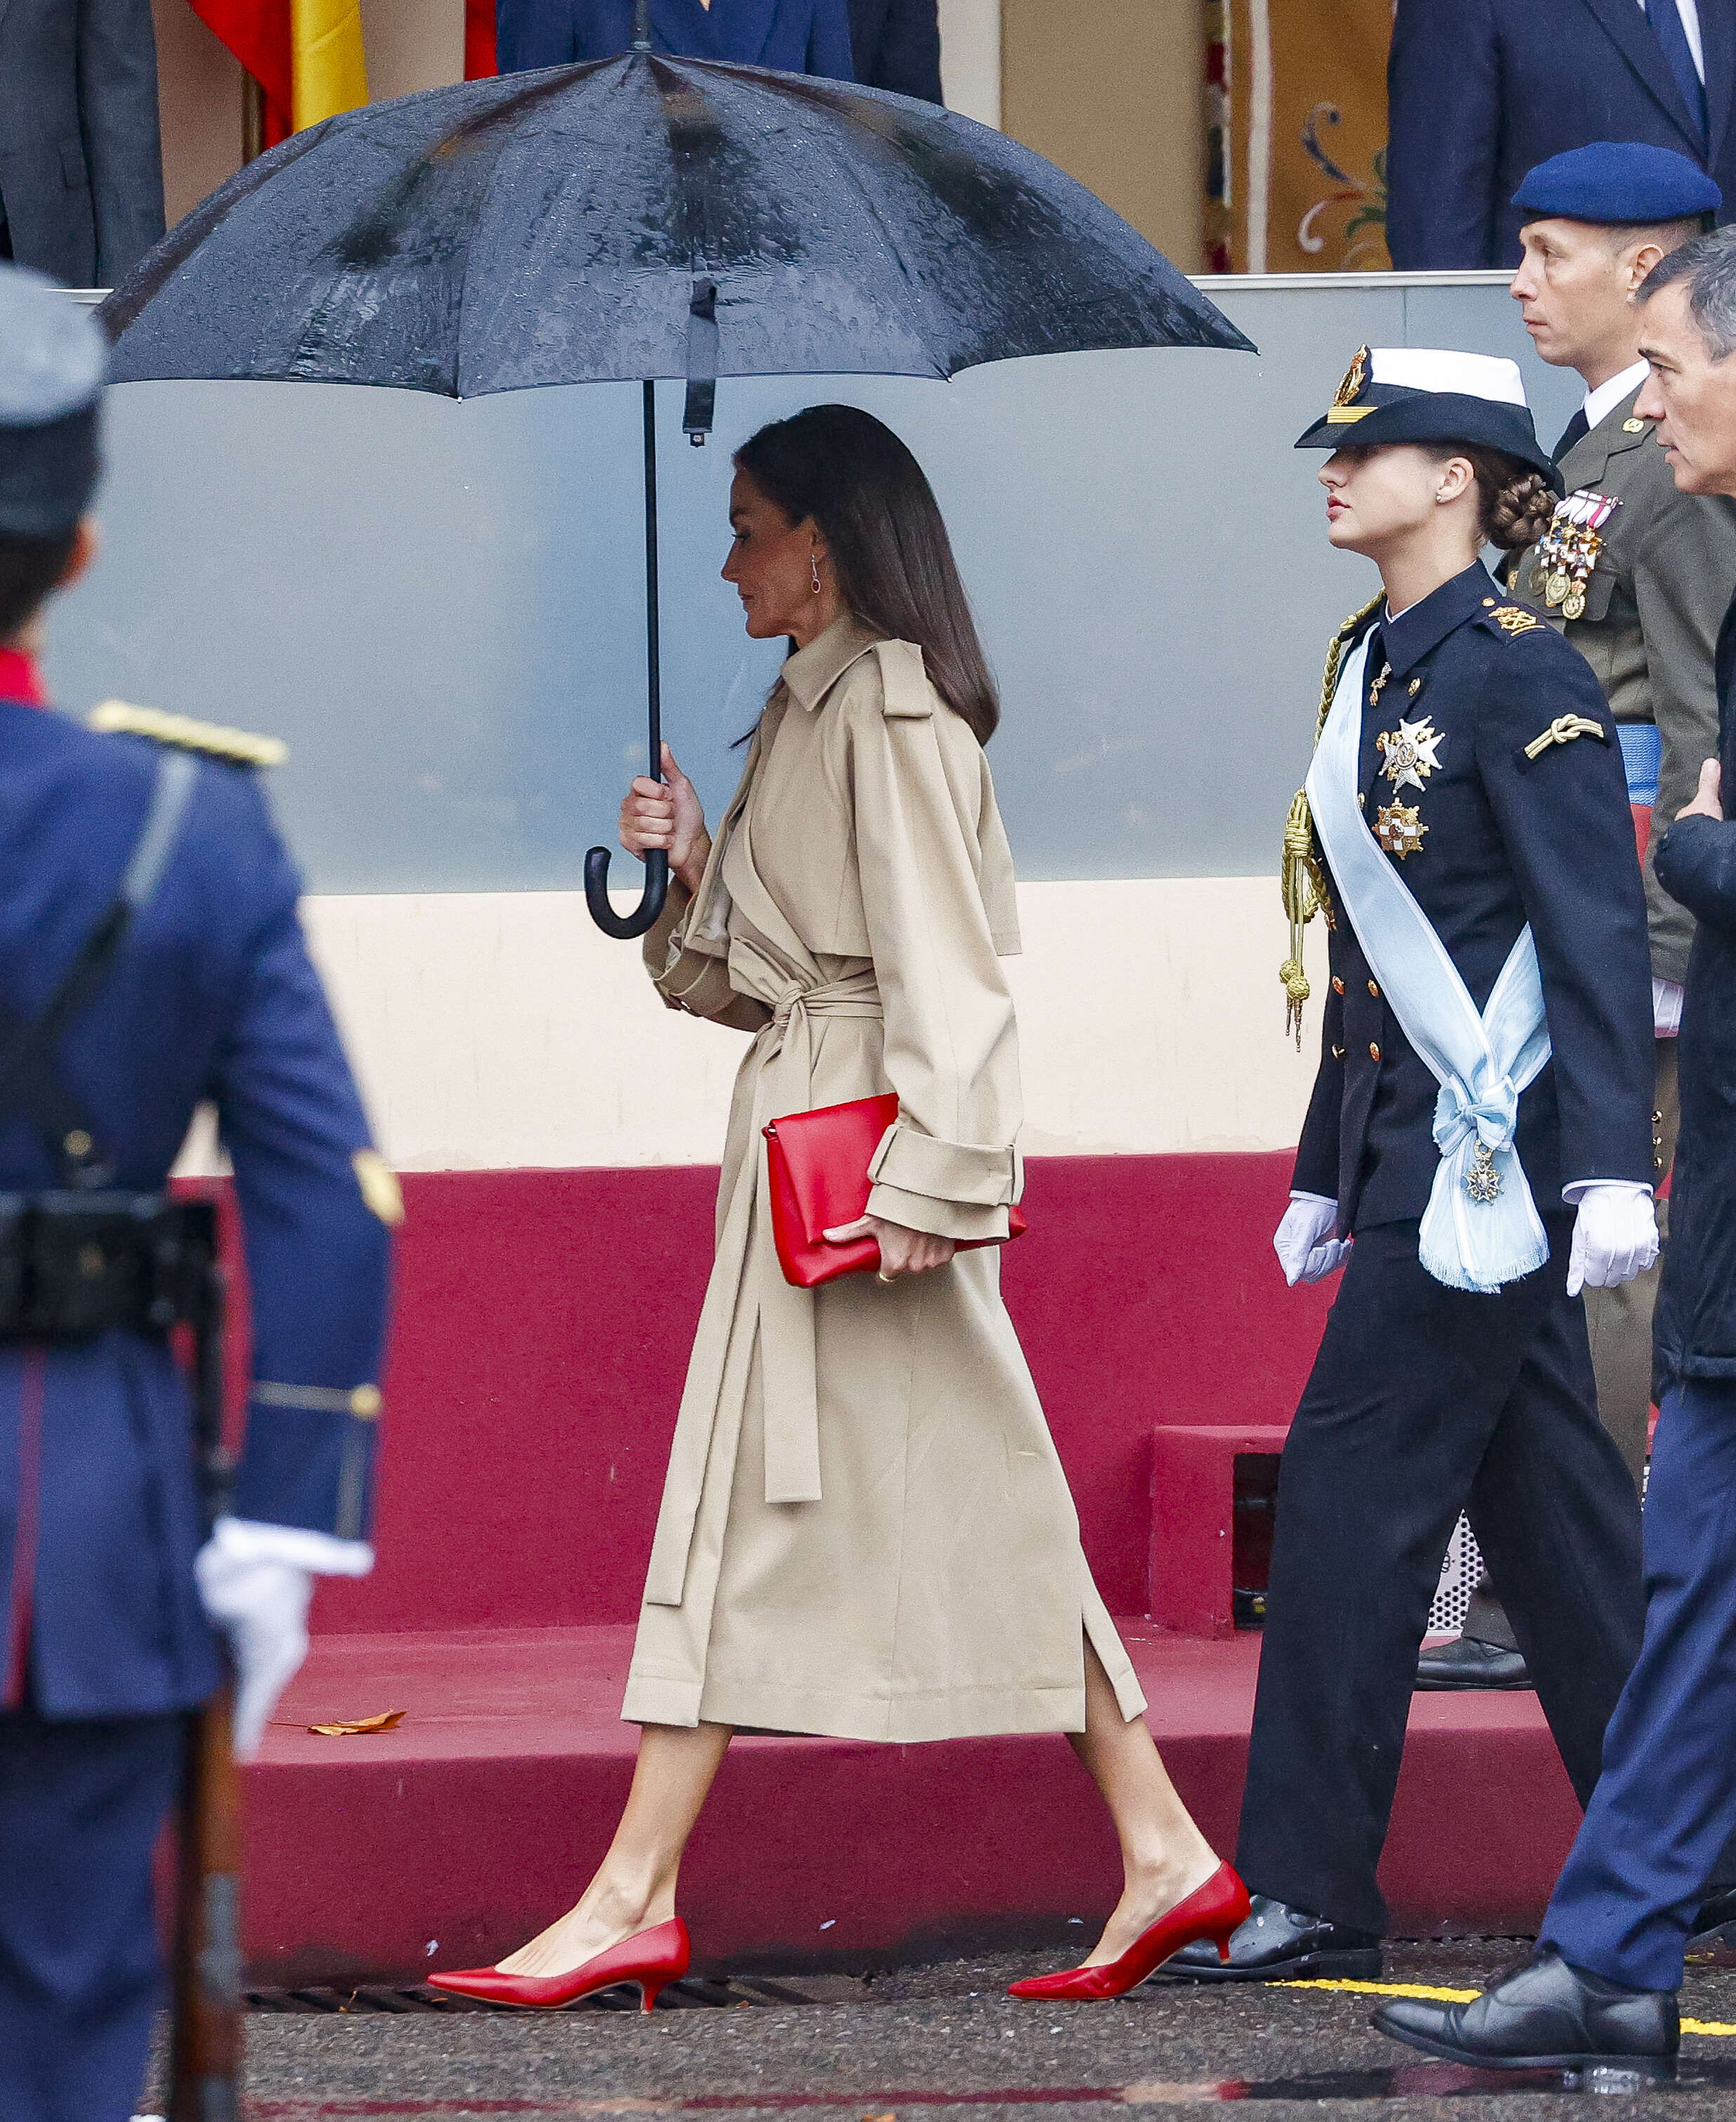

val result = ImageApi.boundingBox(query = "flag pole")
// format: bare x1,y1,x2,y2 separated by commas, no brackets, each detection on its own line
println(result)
241,74,266,165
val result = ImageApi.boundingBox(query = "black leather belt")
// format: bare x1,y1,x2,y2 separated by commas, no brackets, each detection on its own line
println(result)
0,1194,218,1343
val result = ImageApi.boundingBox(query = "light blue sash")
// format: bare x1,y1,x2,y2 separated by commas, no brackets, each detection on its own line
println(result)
1305,630,1551,1294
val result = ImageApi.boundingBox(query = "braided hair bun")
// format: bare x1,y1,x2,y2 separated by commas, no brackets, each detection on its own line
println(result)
1483,466,1558,552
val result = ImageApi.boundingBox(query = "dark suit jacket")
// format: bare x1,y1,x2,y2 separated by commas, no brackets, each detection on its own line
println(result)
497,0,854,77
847,0,941,100
1655,596,1736,1379
0,0,164,288
1386,0,1736,268
1293,564,1656,1232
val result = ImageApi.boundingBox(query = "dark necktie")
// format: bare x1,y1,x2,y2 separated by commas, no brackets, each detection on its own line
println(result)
1554,407,1591,462
1646,0,1709,146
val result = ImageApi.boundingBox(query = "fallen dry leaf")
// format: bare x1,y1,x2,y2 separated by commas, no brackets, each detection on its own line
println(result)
306,1710,407,1736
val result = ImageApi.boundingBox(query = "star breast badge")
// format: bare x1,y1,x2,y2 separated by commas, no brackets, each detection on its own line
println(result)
1375,801,1428,859
1376,715,1444,795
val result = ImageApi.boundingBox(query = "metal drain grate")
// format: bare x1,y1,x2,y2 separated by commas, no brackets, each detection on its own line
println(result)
246,1974,871,2014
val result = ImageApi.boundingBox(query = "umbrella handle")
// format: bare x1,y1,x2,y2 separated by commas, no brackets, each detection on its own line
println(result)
585,845,669,938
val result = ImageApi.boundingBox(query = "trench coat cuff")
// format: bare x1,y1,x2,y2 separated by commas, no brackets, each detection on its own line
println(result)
865,1180,1009,1242
868,1120,1023,1206
620,1669,703,1728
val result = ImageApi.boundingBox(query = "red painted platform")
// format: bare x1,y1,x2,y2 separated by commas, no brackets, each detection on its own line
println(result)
245,1625,1579,1985
238,1152,1588,1982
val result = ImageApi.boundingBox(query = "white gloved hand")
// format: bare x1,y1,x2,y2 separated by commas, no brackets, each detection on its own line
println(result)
1565,1181,1660,1298
1274,1192,1352,1287
195,1525,313,1758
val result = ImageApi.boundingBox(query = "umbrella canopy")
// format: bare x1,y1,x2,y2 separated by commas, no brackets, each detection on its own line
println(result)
100,51,1254,935
102,53,1252,396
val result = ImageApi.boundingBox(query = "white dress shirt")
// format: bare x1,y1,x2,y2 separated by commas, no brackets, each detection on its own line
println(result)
1584,358,1654,429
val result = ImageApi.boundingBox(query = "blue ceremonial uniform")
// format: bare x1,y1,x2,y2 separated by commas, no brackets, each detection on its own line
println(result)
1236,563,1657,1937
0,682,393,2119
496,0,855,77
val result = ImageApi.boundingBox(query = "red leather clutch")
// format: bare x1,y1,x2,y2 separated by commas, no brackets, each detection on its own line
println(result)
763,1092,1027,1289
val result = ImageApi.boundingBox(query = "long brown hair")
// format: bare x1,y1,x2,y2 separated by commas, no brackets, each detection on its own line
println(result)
733,405,1000,743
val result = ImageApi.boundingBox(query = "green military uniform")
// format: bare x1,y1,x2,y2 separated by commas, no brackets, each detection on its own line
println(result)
1512,390,1736,1480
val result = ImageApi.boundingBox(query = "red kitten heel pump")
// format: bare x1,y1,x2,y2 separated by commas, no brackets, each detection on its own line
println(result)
427,1917,691,2012
1007,1863,1251,2003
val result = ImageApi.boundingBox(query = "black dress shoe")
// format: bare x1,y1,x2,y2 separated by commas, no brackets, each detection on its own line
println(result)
1690,1885,1736,1943
1159,1894,1381,1981
1415,1634,1532,1690
1372,1946,1678,2074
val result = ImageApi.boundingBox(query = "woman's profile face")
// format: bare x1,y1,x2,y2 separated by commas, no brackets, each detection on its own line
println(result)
722,468,823,639
1319,443,1459,555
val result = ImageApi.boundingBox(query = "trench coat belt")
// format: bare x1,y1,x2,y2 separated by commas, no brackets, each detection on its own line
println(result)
641,968,884,1610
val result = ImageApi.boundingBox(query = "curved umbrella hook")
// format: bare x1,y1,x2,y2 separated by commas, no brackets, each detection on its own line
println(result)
585,378,671,939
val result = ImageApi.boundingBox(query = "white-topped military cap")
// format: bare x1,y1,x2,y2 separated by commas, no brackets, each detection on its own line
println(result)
0,263,105,538
1295,344,1559,491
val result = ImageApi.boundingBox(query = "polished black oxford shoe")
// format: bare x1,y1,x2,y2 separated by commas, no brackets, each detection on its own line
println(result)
1159,1894,1381,1981
1372,1946,1678,2074
1414,1634,1532,1689
1690,1884,1736,1945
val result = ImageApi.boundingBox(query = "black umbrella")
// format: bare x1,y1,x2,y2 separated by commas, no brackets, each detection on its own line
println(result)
101,11,1253,937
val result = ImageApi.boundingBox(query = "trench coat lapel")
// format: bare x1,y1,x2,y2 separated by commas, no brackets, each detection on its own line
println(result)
1574,0,1709,150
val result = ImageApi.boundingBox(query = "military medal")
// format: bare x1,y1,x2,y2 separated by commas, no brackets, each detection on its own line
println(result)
1375,801,1427,858
1532,489,1619,618
1466,1143,1503,1204
1376,715,1443,795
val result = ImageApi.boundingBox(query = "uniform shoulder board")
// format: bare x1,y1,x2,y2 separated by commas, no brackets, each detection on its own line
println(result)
1487,605,1544,638
87,699,288,769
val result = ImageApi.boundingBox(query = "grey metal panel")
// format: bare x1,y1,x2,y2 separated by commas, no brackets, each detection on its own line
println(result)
44,273,1579,891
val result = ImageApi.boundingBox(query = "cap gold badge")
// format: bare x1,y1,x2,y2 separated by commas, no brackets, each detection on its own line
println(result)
353,1150,405,1226
1326,345,1376,425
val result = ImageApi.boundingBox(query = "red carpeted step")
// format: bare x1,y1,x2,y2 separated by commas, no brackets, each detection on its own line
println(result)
244,1625,1579,1986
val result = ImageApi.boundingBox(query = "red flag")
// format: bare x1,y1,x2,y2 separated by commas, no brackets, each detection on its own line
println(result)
465,0,498,77
188,0,294,147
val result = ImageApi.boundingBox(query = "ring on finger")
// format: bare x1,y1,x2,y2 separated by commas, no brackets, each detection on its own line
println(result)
876,1270,896,1285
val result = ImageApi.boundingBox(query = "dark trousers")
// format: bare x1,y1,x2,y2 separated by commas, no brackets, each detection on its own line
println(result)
1545,1376,1736,1991
1236,1216,1645,1936
0,1707,181,2122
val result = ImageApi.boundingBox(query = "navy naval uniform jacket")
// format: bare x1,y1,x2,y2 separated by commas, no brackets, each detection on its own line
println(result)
0,670,392,2122
496,0,855,75
1236,563,1658,1938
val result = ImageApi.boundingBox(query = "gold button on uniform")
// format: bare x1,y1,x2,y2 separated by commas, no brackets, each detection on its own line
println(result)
1332,977,1345,994
1368,979,1380,998
1369,1041,1382,1061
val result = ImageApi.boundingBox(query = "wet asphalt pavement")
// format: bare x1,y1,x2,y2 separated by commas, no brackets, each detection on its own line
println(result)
141,1940,1736,2122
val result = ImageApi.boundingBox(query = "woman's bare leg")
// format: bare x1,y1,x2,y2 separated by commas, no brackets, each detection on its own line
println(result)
1067,1638,1223,1965
496,1721,733,1976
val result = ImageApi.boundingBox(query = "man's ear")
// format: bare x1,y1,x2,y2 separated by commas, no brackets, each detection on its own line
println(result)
1625,242,1668,296
56,517,99,594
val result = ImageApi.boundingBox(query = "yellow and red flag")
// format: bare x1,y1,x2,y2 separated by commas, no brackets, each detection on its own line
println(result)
465,0,498,77
188,0,370,149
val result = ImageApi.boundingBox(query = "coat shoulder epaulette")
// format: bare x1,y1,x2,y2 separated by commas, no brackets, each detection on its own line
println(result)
87,699,288,769
1482,604,1546,639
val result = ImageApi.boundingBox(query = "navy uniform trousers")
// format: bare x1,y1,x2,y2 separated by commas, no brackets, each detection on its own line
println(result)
0,1707,181,2122
1237,1215,1645,1937
1543,1375,1736,1989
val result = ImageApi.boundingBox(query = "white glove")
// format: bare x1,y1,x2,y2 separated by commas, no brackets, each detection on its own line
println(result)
1274,1192,1352,1287
193,1517,373,1758
1565,1181,1660,1298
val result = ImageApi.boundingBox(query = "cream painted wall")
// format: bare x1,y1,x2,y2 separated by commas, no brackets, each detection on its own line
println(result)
938,0,1001,126
1000,0,1204,271
181,876,1325,1178
152,0,464,230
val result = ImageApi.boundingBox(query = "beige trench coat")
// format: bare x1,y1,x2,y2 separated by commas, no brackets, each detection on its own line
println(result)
622,616,1144,1743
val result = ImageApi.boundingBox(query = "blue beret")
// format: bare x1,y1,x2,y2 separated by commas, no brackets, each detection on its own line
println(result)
0,264,105,540
1513,142,1721,226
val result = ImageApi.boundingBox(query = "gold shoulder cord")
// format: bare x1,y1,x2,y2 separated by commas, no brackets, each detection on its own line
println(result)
1280,594,1383,1048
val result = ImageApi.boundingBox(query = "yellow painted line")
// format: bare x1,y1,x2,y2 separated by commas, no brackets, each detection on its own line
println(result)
1278,1979,1480,2002
1280,1980,1736,2038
